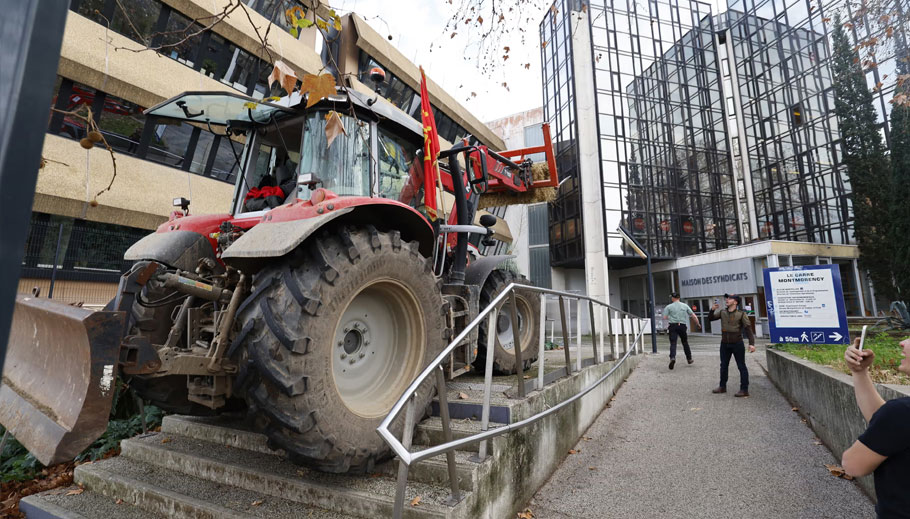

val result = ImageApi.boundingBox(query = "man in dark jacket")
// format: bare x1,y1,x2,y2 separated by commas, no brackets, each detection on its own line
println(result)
709,294,755,397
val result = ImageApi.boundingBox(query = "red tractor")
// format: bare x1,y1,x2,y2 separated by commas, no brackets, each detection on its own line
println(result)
1,85,557,473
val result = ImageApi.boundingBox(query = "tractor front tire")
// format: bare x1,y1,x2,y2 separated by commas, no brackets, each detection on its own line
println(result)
474,269,540,375
233,226,447,473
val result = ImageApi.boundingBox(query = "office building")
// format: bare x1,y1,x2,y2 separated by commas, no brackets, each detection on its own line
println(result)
24,0,502,305
538,0,906,331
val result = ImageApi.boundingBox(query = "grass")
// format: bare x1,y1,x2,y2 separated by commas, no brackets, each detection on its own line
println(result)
774,333,909,385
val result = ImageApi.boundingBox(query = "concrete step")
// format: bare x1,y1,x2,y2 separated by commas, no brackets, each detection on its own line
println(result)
414,416,507,454
161,415,280,456
163,414,486,492
74,458,353,519
117,431,468,518
19,485,164,519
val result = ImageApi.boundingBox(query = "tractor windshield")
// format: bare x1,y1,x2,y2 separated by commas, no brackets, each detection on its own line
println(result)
298,111,370,199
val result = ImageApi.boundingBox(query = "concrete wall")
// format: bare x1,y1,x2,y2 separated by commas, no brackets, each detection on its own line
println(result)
37,134,234,230
470,353,642,518
766,349,910,499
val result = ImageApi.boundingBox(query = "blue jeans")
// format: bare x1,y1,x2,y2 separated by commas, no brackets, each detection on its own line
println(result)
719,341,749,391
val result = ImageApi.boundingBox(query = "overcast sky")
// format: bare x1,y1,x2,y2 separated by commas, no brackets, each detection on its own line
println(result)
335,0,727,123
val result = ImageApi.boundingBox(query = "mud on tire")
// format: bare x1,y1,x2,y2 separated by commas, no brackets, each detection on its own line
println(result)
231,225,447,473
474,269,540,375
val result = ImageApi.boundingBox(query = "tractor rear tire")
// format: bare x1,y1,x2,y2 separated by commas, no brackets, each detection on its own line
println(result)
233,226,447,473
474,269,540,375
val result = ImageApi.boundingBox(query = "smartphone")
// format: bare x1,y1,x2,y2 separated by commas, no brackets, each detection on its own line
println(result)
858,325,868,351
714,298,719,305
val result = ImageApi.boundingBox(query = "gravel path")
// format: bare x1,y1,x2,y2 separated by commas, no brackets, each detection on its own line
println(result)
529,336,875,519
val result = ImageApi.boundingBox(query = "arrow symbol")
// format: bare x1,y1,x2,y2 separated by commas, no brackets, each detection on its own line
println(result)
829,332,843,342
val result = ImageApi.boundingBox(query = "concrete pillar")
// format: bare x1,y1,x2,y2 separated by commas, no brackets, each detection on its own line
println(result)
570,8,609,330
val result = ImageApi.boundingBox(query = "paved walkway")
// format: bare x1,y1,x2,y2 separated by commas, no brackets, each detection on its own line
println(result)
529,336,874,518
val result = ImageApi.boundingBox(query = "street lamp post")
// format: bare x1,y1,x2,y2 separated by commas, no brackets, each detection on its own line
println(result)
617,226,658,354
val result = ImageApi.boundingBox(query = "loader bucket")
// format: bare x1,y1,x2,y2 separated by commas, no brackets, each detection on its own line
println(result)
0,296,124,465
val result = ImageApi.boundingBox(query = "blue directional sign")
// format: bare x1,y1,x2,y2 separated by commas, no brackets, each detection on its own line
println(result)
763,264,850,344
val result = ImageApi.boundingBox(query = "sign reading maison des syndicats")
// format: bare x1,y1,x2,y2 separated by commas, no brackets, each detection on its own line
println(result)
678,258,756,299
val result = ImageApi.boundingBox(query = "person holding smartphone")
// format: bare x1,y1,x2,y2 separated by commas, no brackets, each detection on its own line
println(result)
709,294,755,397
664,293,700,370
842,337,910,517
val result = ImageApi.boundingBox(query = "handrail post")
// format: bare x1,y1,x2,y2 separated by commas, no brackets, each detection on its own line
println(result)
575,299,582,373
511,289,525,398
435,365,462,505
392,394,418,519
474,307,498,461
538,293,546,391
608,308,617,360
623,315,630,354
559,296,572,373
589,300,599,364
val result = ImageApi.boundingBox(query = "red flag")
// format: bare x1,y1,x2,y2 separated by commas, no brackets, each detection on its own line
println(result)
419,66,440,221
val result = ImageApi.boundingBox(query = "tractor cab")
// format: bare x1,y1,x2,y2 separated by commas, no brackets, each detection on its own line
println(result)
144,88,430,219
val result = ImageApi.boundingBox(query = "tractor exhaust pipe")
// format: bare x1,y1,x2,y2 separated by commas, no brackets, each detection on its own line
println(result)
447,153,470,285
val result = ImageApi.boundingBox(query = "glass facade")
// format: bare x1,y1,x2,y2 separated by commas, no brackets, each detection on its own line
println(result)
540,0,908,264
621,10,737,258
540,0,584,267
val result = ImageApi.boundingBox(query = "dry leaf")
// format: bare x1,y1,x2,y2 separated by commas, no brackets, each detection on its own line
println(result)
65,488,84,496
458,392,469,400
517,508,534,518
301,73,337,109
251,500,264,506
588,466,597,470
689,407,702,411
582,436,592,441
477,15,484,24
568,449,579,454
410,496,422,506
116,498,123,504
791,407,799,412
825,464,854,480
324,111,347,148
161,437,172,444
813,441,823,445
268,60,298,95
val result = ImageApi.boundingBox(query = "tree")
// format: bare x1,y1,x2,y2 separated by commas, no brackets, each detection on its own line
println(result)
831,13,897,301
889,42,910,300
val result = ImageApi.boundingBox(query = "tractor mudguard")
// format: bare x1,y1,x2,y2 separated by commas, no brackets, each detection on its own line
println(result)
221,207,354,261
464,254,517,288
124,229,220,273
221,203,436,270
0,296,125,465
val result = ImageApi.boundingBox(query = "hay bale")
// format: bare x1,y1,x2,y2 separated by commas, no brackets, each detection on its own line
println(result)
477,162,557,209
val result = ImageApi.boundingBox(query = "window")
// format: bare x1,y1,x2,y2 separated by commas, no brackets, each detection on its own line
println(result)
791,102,804,126
298,112,370,198
377,127,422,208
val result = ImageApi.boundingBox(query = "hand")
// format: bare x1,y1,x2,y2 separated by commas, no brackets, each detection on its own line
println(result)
711,303,719,310
748,345,756,353
845,339,875,373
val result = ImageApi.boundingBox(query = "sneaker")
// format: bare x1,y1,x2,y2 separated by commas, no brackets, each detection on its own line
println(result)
669,359,676,370
687,358,694,365
735,390,750,397
711,387,726,394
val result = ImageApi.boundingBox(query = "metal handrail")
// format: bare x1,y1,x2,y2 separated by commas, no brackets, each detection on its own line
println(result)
377,283,649,517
